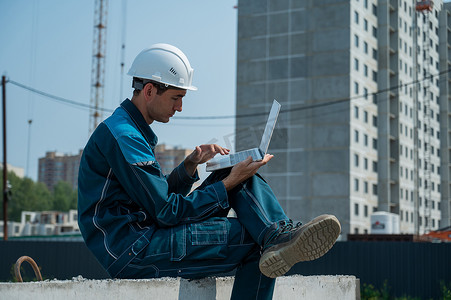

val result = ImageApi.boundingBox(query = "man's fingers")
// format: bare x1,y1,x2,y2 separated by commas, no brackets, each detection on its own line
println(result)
214,144,229,155
247,154,273,170
199,144,230,156
244,156,253,164
194,146,202,157
262,154,274,163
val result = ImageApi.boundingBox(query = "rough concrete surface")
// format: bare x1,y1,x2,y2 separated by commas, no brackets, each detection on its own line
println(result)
0,275,359,300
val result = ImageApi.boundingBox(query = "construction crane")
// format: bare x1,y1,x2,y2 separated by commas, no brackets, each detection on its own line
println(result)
415,0,434,234
90,0,108,133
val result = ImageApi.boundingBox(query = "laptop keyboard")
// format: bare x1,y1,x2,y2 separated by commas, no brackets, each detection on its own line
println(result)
230,149,261,165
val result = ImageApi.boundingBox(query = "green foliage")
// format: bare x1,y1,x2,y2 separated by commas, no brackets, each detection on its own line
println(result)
0,171,77,221
361,283,381,300
362,280,451,300
9,263,45,282
51,181,77,211
361,281,391,300
441,281,451,300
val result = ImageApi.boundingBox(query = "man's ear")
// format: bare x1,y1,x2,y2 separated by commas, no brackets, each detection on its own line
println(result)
144,83,155,101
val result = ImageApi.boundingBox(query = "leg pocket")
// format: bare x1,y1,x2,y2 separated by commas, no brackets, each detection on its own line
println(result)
170,217,230,262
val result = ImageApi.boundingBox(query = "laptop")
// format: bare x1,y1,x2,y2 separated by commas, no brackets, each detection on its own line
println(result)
206,99,281,172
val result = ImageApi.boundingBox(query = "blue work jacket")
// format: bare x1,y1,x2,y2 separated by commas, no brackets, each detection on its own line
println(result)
78,99,229,277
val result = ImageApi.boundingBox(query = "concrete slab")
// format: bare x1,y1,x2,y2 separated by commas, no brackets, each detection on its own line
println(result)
0,275,360,300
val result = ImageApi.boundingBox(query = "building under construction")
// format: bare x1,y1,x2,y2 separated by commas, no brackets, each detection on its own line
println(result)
235,0,451,237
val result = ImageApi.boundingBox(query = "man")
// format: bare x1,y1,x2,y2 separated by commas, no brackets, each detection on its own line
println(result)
78,43,341,299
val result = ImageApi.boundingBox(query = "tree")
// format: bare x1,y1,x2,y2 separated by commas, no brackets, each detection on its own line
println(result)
0,171,77,222
51,181,77,212
1,172,52,221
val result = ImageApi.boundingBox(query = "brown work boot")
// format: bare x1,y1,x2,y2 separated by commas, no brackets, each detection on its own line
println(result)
259,214,341,278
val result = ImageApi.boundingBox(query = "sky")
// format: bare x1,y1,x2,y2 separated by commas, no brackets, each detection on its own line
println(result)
0,0,238,181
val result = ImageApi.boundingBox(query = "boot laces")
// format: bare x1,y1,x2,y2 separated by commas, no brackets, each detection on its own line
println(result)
279,220,302,234
263,220,302,251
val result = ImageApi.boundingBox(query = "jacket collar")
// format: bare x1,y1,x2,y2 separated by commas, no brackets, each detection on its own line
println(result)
120,99,158,149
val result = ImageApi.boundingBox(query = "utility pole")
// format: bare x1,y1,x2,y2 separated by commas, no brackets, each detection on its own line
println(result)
2,75,8,241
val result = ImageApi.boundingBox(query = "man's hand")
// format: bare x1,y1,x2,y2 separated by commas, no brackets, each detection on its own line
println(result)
222,154,274,191
184,144,230,176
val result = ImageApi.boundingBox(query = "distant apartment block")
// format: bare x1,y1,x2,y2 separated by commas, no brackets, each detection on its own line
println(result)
0,163,25,178
236,0,450,237
154,144,193,175
38,150,83,191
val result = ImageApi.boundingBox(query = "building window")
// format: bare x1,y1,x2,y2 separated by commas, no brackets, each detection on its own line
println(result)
355,11,359,24
372,138,377,150
372,161,378,172
364,205,368,217
364,157,368,169
355,34,359,47
364,182,369,194
354,82,359,94
372,4,377,16
364,19,368,31
372,70,378,82
372,26,377,38
354,58,359,71
354,203,359,215
354,130,359,143
354,153,359,167
364,41,368,54
372,184,378,195
364,110,368,123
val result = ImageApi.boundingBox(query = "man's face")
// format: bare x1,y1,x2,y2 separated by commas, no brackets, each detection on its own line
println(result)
146,85,187,124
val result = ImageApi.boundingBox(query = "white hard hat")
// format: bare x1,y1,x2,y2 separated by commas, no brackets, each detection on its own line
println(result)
127,43,197,91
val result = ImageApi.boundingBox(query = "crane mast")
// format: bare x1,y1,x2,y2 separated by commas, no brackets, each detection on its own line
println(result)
90,0,108,133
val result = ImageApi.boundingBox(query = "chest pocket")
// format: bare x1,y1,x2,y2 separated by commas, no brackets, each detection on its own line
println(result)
170,217,230,262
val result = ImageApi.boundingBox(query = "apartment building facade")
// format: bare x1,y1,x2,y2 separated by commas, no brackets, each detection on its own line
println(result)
154,144,193,175
38,150,83,191
236,0,449,237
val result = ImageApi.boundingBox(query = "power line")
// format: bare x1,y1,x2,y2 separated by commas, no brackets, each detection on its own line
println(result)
8,80,113,113
5,67,451,120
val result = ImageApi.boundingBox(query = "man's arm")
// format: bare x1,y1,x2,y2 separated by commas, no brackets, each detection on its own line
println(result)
222,154,274,191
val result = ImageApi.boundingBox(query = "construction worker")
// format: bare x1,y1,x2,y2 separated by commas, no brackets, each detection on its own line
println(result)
78,43,341,299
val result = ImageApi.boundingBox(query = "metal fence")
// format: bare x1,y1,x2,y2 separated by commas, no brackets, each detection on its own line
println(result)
0,240,449,299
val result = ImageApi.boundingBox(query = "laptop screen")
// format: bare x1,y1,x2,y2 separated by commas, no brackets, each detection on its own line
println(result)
259,100,281,154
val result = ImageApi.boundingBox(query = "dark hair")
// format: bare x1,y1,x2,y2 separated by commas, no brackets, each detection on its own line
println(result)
132,77,183,96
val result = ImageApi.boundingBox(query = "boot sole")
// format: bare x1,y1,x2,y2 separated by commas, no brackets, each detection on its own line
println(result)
259,214,341,278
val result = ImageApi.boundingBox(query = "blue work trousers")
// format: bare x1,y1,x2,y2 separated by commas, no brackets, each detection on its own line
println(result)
118,170,289,300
